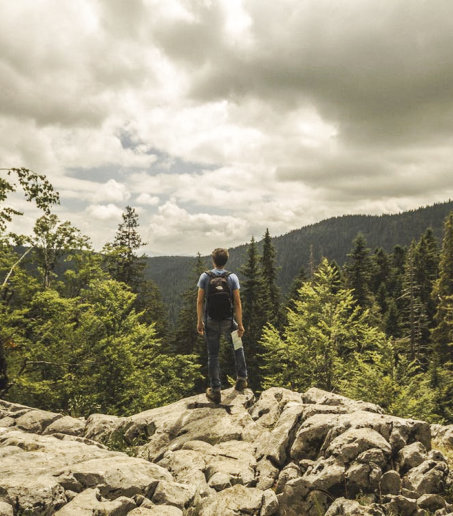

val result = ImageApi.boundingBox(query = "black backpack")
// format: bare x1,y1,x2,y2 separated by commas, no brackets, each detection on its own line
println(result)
205,271,233,320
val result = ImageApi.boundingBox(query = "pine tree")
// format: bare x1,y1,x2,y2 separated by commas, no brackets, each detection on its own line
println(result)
431,213,453,365
172,254,206,356
103,206,167,333
430,213,453,421
260,258,386,392
414,228,439,324
344,233,374,310
286,265,308,312
260,229,281,327
400,241,427,362
240,237,267,389
103,206,146,290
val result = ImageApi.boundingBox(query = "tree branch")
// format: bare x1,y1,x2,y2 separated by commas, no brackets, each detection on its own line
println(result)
1,246,33,289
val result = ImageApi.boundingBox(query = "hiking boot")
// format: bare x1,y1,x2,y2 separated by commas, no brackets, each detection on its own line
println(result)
235,377,248,391
206,387,221,404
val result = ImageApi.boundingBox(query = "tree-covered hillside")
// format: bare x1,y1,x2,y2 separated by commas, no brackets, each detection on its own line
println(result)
145,200,453,319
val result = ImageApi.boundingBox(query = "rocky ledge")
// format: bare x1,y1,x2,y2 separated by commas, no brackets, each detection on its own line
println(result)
0,387,452,515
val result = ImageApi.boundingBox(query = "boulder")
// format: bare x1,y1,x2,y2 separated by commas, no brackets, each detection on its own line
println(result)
380,470,401,495
198,484,264,516
403,459,449,495
398,442,427,472
54,488,136,515
0,501,14,516
1,387,451,516
325,497,385,515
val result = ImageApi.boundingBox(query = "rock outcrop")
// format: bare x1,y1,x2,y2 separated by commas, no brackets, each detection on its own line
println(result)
0,388,452,515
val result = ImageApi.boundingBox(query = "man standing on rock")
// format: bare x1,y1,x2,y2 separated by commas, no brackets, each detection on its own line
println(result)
197,248,247,404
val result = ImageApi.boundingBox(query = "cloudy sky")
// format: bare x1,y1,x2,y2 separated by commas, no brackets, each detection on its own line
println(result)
1,0,453,255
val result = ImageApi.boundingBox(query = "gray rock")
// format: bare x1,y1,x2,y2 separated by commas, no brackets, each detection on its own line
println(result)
129,507,183,516
380,470,401,495
417,493,447,512
199,484,264,516
325,497,385,515
345,462,382,494
290,413,336,460
43,415,86,436
276,462,301,494
0,501,14,516
403,459,449,495
398,442,427,472
383,494,418,516
152,480,196,509
57,455,173,497
302,388,383,414
261,489,278,516
255,401,304,466
15,409,61,433
1,388,451,516
324,427,392,465
207,472,232,491
54,488,135,515
356,447,386,468
255,458,279,490
84,413,123,443
249,387,302,427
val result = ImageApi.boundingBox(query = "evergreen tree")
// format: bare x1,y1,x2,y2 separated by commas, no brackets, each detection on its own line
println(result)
431,213,453,365
344,233,374,310
414,228,439,325
430,212,453,420
286,265,308,312
172,254,206,356
400,241,427,362
240,237,267,389
103,206,146,289
260,228,281,327
103,206,167,334
260,259,386,392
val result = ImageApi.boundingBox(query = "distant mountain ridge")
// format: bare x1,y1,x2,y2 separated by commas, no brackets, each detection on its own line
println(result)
144,200,453,322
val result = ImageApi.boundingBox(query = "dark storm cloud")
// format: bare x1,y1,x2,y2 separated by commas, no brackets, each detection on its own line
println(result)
152,0,453,146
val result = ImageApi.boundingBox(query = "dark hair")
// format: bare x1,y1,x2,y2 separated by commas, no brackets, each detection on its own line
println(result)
211,248,229,267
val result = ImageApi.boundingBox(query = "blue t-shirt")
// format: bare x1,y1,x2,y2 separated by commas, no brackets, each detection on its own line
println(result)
197,269,240,292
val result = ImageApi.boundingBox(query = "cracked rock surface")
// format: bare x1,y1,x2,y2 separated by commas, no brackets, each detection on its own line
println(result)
1,388,452,515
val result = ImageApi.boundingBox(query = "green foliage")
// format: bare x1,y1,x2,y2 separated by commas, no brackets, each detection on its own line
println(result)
344,233,374,310
4,280,200,416
29,214,92,289
261,259,385,392
0,167,59,232
240,237,268,389
342,344,440,422
171,253,206,355
261,228,282,327
103,206,146,289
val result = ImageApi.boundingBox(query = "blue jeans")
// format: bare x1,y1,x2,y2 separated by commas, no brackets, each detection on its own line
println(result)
204,317,247,389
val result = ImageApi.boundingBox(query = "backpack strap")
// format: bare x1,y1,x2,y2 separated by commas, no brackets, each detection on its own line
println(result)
205,270,232,278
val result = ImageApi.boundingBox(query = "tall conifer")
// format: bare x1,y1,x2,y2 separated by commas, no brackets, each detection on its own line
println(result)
240,237,267,389
344,233,374,310
260,229,281,327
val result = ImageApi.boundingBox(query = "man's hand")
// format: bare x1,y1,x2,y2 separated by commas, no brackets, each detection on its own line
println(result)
197,321,205,335
237,324,245,338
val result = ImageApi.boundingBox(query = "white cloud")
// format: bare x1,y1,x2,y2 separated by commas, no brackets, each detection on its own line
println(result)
85,203,123,221
2,0,453,255
92,179,130,204
136,193,160,206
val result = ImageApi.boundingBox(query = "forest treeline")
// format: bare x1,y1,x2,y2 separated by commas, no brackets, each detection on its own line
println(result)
1,168,452,423
145,200,453,323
